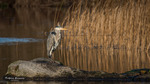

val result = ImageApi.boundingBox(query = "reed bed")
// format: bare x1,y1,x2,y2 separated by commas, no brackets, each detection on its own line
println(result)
54,0,150,73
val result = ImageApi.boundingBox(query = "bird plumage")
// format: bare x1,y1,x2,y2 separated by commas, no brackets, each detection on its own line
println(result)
47,25,67,58
47,30,61,58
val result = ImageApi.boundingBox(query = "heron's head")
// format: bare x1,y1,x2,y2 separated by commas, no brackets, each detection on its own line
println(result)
54,26,68,31
54,23,68,31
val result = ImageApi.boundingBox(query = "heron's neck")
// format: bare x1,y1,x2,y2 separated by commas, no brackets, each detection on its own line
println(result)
54,29,61,34
54,29,61,39
54,29,61,41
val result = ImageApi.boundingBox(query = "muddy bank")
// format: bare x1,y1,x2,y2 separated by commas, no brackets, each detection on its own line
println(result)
3,58,150,81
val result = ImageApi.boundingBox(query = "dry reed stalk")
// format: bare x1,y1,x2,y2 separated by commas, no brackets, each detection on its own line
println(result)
56,0,150,73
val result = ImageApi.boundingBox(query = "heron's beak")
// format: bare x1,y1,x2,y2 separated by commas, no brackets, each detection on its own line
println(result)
59,28,68,31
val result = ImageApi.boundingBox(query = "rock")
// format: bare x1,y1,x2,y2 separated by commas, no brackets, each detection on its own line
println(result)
6,58,65,77
134,74,150,81
3,58,150,81
122,69,150,77
4,58,107,81
5,58,74,77
121,69,150,81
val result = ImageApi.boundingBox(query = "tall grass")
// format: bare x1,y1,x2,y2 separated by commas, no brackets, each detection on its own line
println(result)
54,0,150,73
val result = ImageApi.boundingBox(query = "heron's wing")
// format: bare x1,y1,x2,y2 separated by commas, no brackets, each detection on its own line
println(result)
53,34,61,50
47,30,61,56
47,32,55,56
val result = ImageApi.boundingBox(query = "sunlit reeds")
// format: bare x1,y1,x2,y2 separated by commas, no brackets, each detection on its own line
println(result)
54,0,150,73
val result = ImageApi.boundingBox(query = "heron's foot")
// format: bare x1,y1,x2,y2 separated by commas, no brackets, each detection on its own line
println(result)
48,56,56,64
48,59,56,64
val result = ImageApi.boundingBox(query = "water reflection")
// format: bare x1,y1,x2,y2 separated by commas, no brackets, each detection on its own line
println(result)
0,37,42,45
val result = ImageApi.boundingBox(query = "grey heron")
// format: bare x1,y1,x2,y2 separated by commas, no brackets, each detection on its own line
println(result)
47,24,67,58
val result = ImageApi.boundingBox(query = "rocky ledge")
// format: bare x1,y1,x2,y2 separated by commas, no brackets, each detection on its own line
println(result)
3,58,150,81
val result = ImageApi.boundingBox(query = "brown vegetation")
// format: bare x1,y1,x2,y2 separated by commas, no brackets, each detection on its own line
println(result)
54,0,150,73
